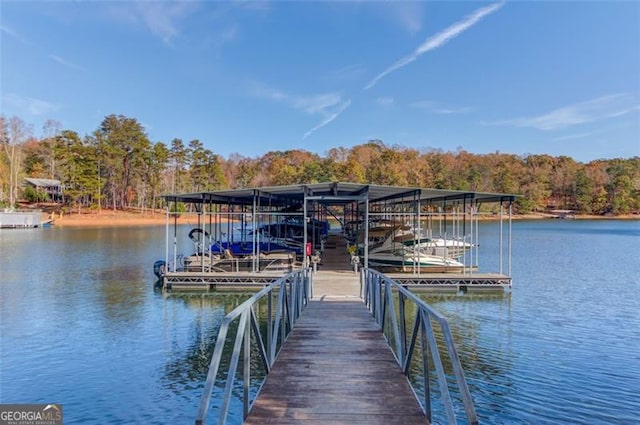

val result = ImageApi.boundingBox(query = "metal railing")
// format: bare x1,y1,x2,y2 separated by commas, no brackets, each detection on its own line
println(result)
362,268,479,425
195,268,312,425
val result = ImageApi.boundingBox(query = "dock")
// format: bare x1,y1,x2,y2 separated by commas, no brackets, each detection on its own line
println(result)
244,271,427,425
194,239,481,425
0,210,43,228
164,233,510,292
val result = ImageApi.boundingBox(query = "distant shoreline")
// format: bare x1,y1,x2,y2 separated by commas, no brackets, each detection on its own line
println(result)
49,210,639,228
50,211,186,228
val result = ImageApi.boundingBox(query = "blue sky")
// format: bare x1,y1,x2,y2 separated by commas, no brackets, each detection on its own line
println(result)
1,1,639,162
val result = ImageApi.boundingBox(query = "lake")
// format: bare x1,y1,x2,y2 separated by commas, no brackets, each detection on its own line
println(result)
1,220,639,424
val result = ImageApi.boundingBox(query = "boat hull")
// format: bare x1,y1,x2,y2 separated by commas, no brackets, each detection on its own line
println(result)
366,253,465,273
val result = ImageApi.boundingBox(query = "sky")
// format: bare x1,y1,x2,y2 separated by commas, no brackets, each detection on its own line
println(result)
1,1,639,163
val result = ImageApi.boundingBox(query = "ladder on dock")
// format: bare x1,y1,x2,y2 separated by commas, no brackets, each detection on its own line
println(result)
195,269,478,425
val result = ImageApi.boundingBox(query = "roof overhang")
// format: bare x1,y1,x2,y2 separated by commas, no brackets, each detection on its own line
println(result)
162,182,518,207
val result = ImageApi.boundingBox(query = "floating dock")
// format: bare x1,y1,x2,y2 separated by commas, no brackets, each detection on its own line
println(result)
0,210,43,228
164,233,510,292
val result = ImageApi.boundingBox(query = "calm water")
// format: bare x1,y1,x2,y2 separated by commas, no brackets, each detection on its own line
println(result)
1,221,639,424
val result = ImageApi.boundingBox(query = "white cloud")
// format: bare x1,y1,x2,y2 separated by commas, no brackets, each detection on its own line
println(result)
106,1,198,44
251,83,343,115
137,2,193,43
303,99,352,140
0,24,19,38
365,1,505,90
3,94,60,116
294,93,343,115
484,94,640,131
383,2,423,34
250,82,351,139
411,100,471,114
376,97,395,106
49,54,85,71
0,24,29,44
330,64,367,82
552,133,591,142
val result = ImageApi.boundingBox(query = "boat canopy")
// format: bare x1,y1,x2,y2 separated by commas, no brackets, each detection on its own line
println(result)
162,182,517,208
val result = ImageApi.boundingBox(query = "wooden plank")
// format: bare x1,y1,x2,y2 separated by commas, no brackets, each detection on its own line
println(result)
244,299,427,425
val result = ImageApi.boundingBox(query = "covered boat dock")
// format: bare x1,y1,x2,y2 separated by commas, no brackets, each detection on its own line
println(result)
159,182,516,292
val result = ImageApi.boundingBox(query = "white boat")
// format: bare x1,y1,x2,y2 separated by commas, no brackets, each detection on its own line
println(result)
359,225,468,273
390,230,473,259
367,248,465,273
360,225,473,256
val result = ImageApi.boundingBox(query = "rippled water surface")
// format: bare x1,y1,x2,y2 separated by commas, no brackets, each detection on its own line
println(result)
1,221,639,424
424,220,640,424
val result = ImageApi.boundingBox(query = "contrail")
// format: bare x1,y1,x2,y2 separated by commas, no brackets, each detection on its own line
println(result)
303,99,352,140
365,1,505,90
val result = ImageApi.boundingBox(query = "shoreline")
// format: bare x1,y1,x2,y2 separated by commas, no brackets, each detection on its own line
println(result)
49,211,639,228
51,211,186,228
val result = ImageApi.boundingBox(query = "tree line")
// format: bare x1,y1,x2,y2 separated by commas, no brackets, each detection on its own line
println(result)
1,114,639,215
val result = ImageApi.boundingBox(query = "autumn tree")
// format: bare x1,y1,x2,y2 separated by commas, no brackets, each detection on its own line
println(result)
5,114,639,216
606,158,639,214
22,137,49,178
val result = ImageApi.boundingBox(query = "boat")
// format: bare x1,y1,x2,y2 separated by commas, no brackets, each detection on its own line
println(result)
254,217,328,254
390,230,473,259
367,248,465,273
357,224,469,273
358,224,473,257
153,226,303,279
182,250,298,273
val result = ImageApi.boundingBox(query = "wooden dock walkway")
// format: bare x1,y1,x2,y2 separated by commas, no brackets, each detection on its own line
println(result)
244,272,427,425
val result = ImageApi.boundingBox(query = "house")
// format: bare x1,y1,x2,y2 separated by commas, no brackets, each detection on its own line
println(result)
23,178,64,202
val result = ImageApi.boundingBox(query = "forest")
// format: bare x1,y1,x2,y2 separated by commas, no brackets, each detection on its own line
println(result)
1,114,639,215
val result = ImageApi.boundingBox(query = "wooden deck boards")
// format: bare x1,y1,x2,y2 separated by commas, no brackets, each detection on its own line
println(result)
244,299,427,425
318,234,353,272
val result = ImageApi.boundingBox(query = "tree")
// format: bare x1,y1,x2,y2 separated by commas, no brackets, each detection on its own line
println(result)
170,138,189,193
0,115,32,208
188,139,208,191
369,147,406,185
22,137,49,178
42,119,62,178
233,155,259,188
606,159,637,214
147,142,170,210
94,115,151,210
55,130,99,211
520,154,554,213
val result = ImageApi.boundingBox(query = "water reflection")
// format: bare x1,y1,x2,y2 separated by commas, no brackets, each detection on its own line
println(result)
420,294,515,422
161,295,229,396
159,292,268,421
392,293,515,423
2,222,638,424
